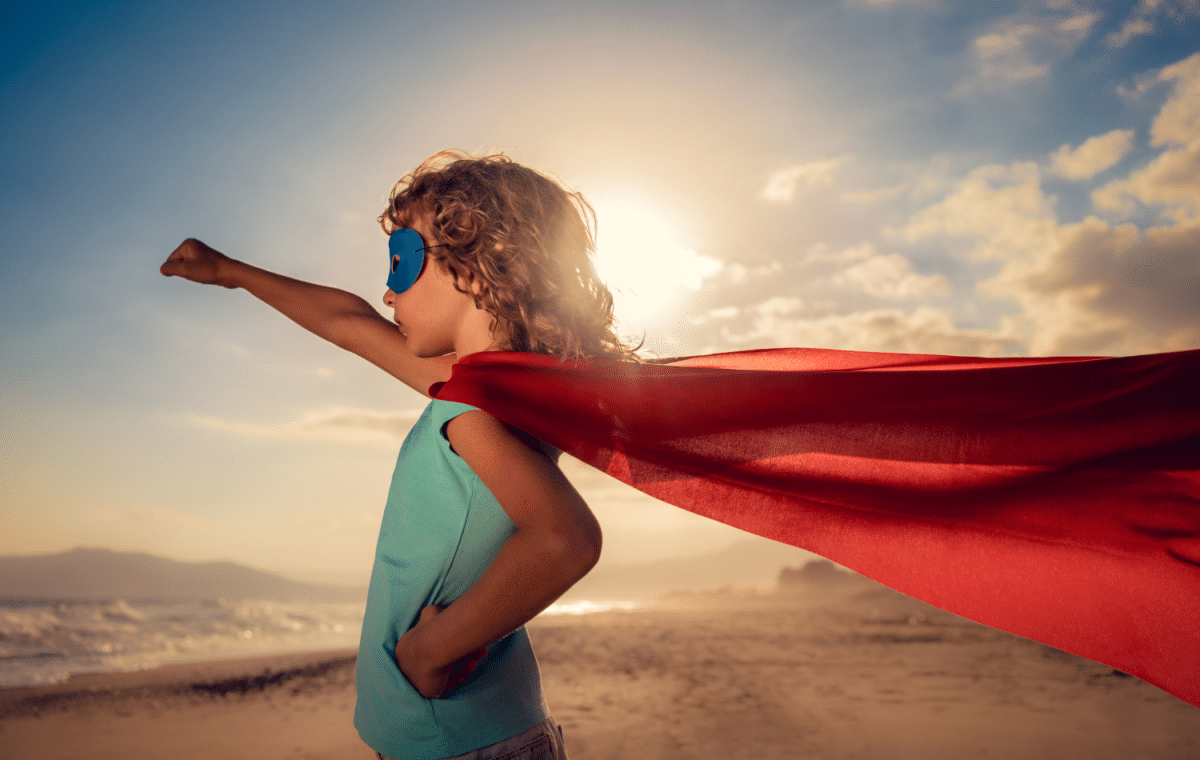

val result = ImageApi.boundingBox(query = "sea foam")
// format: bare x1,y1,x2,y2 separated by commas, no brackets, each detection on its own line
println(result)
0,598,365,687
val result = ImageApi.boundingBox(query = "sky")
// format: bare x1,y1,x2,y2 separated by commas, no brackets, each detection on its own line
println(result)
2,0,1198,586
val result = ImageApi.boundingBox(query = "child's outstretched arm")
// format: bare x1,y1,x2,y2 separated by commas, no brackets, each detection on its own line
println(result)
160,239,453,397
394,410,603,698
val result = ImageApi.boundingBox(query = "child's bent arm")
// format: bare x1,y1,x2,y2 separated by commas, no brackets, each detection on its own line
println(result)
160,239,452,397
394,410,603,698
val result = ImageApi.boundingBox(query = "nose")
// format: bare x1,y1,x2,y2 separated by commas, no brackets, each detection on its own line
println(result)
383,288,396,307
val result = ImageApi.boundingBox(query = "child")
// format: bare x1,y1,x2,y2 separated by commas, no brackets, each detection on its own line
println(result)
160,151,638,760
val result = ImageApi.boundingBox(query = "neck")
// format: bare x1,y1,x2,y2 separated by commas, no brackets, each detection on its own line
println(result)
452,304,506,359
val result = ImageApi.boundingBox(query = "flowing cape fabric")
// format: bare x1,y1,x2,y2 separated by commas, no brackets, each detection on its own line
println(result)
431,347,1200,707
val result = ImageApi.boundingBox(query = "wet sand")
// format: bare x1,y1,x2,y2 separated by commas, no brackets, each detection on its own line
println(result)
3,581,1198,759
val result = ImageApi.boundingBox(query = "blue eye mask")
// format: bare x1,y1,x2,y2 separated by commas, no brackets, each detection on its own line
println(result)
387,228,426,293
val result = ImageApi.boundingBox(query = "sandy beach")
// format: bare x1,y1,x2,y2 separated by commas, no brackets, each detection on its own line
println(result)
3,580,1198,760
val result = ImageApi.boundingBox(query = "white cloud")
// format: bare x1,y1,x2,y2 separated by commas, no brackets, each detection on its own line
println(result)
1117,70,1164,100
971,23,1051,86
901,59,1200,357
705,306,741,320
984,215,1200,355
761,159,842,203
803,241,877,264
1107,16,1155,47
691,241,953,353
900,161,1060,262
838,154,958,207
221,342,254,358
752,296,806,316
1092,53,1200,221
1047,129,1135,180
182,406,421,446
834,250,949,299
1056,9,1100,34
1092,140,1200,221
957,5,1098,94
1107,0,1199,47
1149,53,1200,147
719,304,1022,357
718,261,784,285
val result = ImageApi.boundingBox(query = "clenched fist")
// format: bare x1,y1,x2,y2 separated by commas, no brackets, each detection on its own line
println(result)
160,239,237,287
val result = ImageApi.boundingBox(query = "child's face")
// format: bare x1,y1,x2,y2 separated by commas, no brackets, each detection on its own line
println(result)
382,213,483,358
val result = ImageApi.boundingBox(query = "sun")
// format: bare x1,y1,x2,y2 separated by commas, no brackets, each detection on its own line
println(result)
591,196,722,328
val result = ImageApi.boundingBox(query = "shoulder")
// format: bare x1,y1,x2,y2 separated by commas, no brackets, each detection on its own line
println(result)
429,399,481,429
443,407,505,447
443,409,586,530
444,409,560,464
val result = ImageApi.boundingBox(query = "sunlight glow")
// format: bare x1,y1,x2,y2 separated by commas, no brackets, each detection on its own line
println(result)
540,600,643,616
592,197,722,327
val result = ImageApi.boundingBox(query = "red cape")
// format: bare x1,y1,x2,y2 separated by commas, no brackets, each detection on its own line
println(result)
432,347,1200,707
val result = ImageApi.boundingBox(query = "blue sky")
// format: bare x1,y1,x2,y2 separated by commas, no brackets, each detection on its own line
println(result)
2,0,1197,584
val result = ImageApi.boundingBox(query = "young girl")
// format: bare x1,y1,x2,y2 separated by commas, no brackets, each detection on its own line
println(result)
161,151,637,760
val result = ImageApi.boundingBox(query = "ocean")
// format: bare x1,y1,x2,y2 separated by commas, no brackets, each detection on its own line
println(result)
0,597,366,688
0,597,641,688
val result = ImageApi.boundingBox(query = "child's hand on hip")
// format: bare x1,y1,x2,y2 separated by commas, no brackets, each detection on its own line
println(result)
395,605,488,698
160,239,237,287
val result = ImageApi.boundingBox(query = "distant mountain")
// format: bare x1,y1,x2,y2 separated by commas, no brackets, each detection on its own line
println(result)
559,538,822,601
0,541,833,605
778,558,864,587
0,547,368,603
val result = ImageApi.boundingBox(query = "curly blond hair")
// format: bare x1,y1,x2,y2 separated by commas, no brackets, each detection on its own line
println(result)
379,150,640,361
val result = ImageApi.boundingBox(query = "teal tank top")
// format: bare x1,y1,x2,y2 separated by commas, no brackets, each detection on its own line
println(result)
354,400,548,759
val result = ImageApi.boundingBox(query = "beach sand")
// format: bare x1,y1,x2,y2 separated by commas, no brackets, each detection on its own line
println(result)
3,580,1198,759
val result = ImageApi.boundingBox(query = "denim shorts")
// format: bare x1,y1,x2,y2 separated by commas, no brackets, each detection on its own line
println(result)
376,717,568,760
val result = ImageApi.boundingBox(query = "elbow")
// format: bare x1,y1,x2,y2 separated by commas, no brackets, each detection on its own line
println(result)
575,513,603,574
575,528,603,575
550,524,602,580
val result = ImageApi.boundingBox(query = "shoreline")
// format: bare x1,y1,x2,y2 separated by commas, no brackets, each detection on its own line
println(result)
4,588,1199,760
0,648,359,719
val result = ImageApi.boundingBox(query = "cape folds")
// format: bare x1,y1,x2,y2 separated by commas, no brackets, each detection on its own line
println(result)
432,347,1200,707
